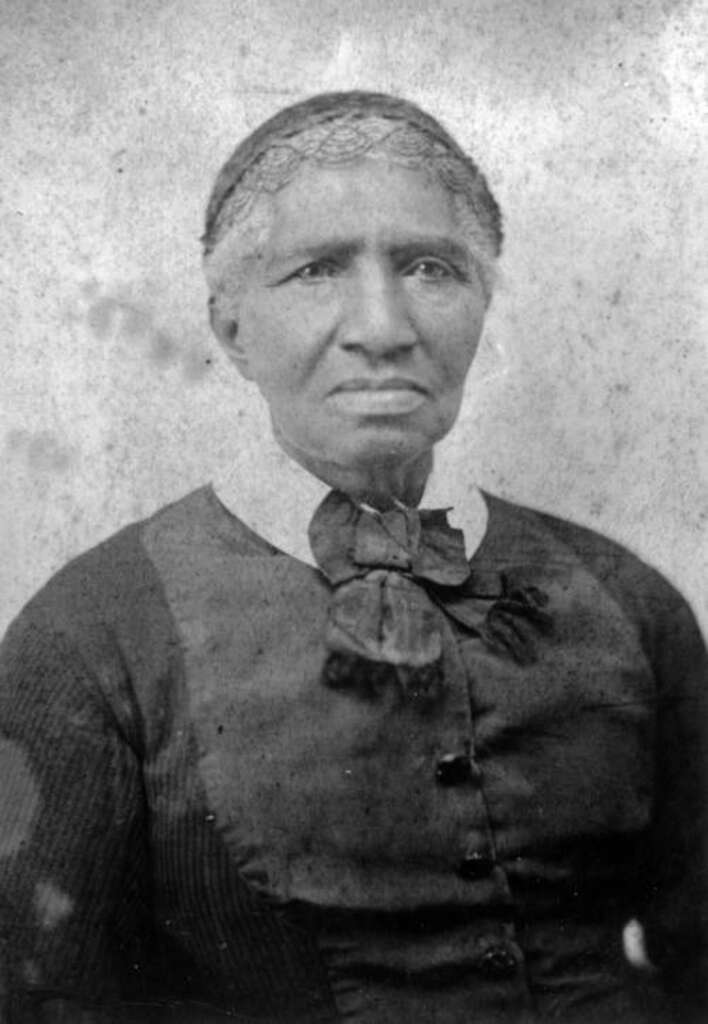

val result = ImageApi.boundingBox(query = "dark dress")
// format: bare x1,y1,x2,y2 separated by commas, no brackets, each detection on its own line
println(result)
0,486,706,1023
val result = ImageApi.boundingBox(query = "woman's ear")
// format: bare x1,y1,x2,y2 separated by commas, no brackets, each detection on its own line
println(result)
208,296,255,380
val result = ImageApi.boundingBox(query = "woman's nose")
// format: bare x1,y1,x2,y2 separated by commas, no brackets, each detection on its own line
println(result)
337,265,418,359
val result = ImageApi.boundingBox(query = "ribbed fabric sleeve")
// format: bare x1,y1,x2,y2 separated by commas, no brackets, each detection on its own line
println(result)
0,521,175,1022
0,618,150,1019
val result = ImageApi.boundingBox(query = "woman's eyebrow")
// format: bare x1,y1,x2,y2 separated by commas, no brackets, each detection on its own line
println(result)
389,238,472,266
265,240,360,272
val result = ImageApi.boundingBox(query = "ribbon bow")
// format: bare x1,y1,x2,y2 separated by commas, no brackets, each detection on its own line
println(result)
308,490,471,701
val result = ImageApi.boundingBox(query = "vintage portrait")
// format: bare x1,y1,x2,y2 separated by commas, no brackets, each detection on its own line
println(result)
0,2,706,1022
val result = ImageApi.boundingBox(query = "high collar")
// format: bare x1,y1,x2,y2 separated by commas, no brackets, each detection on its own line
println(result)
211,403,488,567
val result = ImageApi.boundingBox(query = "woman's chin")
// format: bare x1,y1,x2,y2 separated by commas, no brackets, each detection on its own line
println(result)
327,430,436,471
346,419,455,465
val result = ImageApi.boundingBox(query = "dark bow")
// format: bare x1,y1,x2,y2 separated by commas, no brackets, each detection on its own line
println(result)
308,490,553,701
308,491,465,701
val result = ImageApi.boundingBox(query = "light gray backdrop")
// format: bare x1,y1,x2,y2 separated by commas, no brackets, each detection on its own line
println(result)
1,0,706,635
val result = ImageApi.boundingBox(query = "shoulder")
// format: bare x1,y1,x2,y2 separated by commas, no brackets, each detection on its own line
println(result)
482,489,668,580
0,487,221,674
14,490,204,628
480,490,700,642
0,489,218,745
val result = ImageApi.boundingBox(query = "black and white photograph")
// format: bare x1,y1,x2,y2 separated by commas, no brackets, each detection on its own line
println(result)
0,2,706,1021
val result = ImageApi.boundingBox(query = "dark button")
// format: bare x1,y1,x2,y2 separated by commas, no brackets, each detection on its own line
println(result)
435,754,472,786
457,851,495,879
479,945,518,978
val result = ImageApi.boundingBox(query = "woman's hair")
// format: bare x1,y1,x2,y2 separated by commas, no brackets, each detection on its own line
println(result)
202,91,503,312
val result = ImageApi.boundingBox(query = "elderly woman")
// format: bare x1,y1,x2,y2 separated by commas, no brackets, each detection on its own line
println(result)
0,92,706,1024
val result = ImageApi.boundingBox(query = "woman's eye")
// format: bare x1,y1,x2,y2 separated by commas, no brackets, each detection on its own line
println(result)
291,261,339,283
405,259,456,282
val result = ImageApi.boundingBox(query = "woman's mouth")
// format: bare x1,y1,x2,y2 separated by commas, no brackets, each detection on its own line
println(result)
328,378,429,415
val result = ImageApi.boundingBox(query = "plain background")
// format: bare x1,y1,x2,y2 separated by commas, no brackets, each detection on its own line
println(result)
0,0,706,636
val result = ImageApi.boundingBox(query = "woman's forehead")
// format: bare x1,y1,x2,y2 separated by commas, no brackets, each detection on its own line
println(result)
265,159,464,252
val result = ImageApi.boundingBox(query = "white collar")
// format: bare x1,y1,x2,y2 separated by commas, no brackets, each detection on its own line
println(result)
212,402,488,566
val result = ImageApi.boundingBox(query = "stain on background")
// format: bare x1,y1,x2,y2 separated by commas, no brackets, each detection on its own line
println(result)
83,283,211,378
6,430,75,474
0,0,705,632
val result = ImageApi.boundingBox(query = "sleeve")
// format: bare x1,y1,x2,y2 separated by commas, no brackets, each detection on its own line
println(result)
0,612,153,1023
640,582,708,1022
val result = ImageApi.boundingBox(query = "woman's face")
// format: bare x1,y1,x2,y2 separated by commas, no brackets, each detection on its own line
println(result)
226,158,489,472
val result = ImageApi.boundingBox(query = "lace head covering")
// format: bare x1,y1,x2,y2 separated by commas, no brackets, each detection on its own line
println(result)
203,91,502,311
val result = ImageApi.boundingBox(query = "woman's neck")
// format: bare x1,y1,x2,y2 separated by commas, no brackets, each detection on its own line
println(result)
274,430,433,510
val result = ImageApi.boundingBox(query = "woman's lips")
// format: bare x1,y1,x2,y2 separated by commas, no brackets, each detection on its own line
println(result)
327,379,429,415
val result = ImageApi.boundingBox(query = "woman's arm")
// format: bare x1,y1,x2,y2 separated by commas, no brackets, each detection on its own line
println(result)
641,584,708,1021
0,614,152,1022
